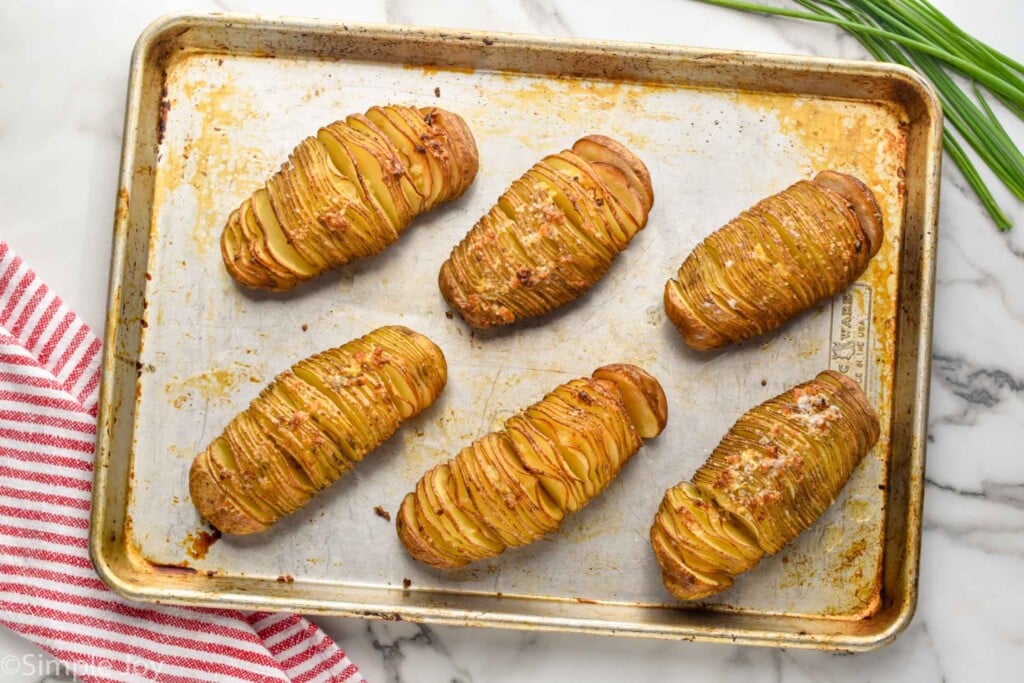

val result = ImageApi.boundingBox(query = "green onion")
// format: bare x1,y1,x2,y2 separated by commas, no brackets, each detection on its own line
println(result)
693,0,1023,230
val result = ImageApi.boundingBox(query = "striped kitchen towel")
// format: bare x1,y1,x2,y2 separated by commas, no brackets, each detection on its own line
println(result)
0,241,362,683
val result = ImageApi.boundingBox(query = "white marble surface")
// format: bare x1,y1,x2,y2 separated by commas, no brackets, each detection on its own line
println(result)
2,0,1023,681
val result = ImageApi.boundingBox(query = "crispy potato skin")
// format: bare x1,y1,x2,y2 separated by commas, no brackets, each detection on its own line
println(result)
221,105,479,291
397,364,666,568
189,326,447,534
664,171,883,350
651,370,880,600
439,135,654,328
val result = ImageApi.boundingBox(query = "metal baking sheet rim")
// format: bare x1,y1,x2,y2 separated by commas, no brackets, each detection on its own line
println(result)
91,12,942,651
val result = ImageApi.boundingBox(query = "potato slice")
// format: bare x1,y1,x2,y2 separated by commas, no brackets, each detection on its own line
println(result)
189,326,447,534
571,135,654,210
544,153,632,245
397,366,666,568
439,135,653,328
665,172,884,350
188,441,270,535
651,370,880,600
587,162,647,228
225,411,315,511
220,105,478,291
813,170,884,256
592,364,668,439
364,107,435,205
345,114,425,216
251,188,318,278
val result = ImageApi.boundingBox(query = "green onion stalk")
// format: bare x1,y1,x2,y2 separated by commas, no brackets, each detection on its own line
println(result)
694,0,1023,230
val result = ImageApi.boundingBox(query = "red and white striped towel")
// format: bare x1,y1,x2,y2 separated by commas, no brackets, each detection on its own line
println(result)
0,241,363,683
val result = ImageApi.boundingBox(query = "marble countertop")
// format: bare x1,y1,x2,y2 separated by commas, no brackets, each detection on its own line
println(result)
2,1,1023,681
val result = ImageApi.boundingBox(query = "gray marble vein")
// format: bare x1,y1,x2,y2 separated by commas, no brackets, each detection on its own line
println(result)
933,354,1024,408
365,622,473,683
519,0,573,36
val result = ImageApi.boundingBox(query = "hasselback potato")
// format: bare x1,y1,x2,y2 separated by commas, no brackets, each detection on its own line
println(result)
651,370,879,600
439,135,654,328
397,364,668,568
222,105,479,290
664,171,883,350
189,326,447,534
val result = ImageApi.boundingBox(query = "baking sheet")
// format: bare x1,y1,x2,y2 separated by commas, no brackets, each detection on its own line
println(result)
93,14,941,649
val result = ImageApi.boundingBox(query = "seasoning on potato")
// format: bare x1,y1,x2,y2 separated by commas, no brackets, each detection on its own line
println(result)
189,326,447,534
397,363,667,568
221,105,479,291
438,135,654,328
664,171,883,350
650,370,880,600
